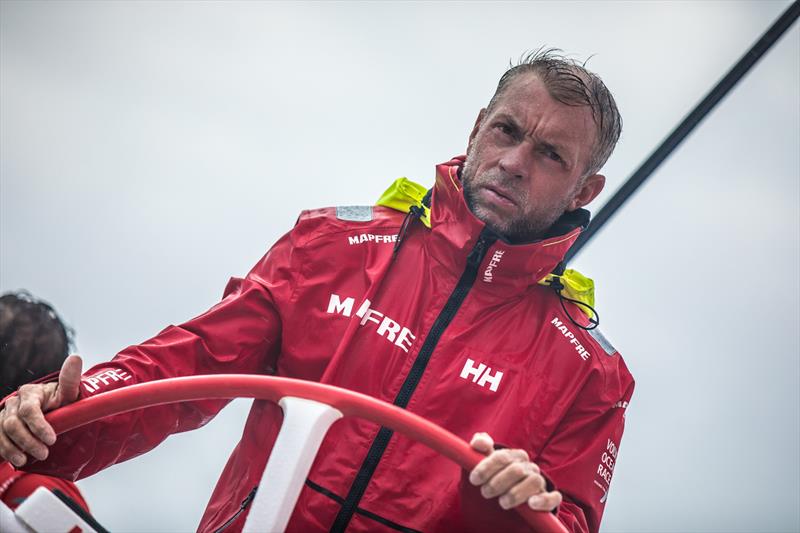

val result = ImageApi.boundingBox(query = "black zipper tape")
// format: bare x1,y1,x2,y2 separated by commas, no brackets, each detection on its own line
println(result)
306,479,422,533
329,229,496,532
213,486,258,533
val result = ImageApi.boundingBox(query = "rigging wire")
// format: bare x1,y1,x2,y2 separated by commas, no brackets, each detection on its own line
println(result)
565,0,800,264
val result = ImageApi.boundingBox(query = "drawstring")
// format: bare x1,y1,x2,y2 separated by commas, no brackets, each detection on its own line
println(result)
393,204,424,258
393,189,430,258
545,262,600,331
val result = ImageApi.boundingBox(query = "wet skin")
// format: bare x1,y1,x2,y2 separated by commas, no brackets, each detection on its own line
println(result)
462,72,605,243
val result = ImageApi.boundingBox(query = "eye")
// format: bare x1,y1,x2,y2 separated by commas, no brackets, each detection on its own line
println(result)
495,122,514,136
546,150,563,163
539,145,563,164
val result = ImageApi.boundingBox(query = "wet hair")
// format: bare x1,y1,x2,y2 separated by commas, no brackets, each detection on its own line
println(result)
487,48,623,176
0,291,74,397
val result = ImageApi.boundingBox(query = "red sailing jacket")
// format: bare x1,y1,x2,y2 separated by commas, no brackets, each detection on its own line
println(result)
26,157,634,533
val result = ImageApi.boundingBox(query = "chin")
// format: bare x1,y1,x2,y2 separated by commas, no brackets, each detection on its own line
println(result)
472,206,510,236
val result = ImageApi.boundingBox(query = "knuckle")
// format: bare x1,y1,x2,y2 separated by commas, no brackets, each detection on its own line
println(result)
508,462,527,477
1,416,19,434
474,460,491,476
482,456,502,472
512,448,529,461
496,449,514,462
17,402,37,418
3,397,19,411
493,457,512,473
17,384,41,401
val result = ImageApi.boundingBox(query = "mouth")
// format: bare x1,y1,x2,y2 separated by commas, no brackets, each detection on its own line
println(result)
481,185,517,207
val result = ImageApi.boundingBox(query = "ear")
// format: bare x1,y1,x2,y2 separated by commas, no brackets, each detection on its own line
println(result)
567,174,605,211
467,108,487,153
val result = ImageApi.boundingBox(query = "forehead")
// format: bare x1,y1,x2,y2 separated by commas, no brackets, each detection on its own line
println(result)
489,73,597,156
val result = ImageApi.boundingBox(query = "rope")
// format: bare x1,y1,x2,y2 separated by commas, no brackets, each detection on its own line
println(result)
565,0,800,264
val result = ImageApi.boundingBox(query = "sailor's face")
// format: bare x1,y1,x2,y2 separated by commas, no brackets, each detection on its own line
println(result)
462,73,603,243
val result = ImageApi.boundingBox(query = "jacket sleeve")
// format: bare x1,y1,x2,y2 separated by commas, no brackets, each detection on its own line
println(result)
460,370,635,533
536,374,634,533
22,229,302,481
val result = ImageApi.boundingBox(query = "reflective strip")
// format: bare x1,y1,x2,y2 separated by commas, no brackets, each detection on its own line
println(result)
588,328,617,356
336,206,373,222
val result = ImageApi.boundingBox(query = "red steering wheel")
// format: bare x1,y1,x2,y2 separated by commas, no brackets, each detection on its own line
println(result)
42,375,567,532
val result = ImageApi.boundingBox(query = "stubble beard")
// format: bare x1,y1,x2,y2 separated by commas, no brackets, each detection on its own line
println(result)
461,156,572,244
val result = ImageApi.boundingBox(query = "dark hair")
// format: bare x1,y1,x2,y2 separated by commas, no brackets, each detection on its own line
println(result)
0,291,74,396
487,48,623,176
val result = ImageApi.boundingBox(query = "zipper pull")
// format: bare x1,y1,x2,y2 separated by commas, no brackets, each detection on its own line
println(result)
242,486,257,508
470,237,486,263
467,234,493,267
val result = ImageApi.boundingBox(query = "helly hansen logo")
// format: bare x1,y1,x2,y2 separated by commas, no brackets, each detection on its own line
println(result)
551,317,591,361
326,293,416,352
459,358,503,392
482,250,505,283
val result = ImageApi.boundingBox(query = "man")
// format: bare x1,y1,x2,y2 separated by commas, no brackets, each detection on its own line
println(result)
0,291,89,513
1,291,74,399
0,50,634,533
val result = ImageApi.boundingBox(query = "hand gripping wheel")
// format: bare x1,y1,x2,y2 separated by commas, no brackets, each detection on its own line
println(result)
3,376,568,533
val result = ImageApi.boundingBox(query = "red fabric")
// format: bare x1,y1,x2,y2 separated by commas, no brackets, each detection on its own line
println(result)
0,462,88,512
24,157,634,533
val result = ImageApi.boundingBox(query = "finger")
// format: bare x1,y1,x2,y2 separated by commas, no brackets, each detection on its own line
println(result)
17,384,57,446
469,447,529,486
497,470,547,509
0,398,28,467
528,490,563,512
1,396,49,462
481,460,541,500
470,432,494,454
0,427,27,467
52,355,83,407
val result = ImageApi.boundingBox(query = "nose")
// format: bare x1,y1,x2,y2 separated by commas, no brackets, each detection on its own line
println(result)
497,144,530,180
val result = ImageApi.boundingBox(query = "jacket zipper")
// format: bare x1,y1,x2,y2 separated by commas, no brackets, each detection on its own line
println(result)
213,486,257,533
329,229,496,533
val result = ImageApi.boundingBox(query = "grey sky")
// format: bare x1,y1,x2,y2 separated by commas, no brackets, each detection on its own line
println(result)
1,1,798,531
